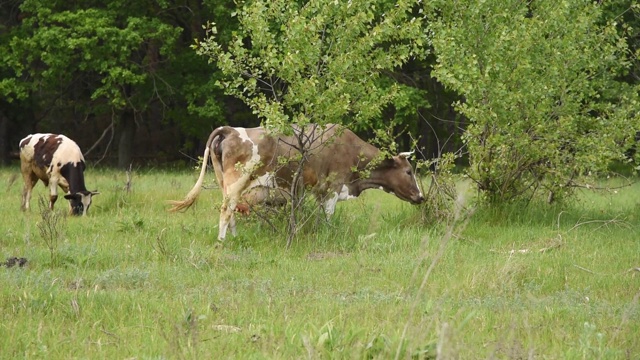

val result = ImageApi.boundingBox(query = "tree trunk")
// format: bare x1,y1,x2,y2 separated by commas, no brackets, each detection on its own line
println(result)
118,109,136,169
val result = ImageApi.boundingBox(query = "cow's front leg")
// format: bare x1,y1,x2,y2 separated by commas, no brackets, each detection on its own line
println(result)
58,184,72,214
229,212,237,237
322,192,340,218
48,181,60,210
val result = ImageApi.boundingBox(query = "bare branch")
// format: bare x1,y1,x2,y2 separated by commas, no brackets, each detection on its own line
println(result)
92,112,117,166
84,121,115,156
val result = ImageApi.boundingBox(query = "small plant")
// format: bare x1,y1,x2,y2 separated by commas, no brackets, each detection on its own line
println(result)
116,216,144,232
163,308,203,359
576,322,607,359
418,152,460,225
152,228,175,262
36,196,66,266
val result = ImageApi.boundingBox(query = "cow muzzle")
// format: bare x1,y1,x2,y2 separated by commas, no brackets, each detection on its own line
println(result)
411,195,425,205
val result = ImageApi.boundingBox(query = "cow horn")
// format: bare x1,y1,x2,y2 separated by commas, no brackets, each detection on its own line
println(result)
398,151,414,158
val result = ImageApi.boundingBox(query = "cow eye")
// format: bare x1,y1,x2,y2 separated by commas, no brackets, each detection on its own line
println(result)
406,170,411,175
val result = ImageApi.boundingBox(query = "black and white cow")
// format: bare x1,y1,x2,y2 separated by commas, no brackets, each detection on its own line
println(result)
20,133,99,215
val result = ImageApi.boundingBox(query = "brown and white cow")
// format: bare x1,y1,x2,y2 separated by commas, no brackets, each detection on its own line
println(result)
169,124,424,240
20,133,99,216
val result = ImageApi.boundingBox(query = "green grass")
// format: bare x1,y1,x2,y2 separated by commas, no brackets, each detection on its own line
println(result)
1,166,639,359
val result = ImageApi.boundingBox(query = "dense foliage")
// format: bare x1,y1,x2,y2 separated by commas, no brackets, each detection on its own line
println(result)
0,0,235,166
428,0,640,203
196,0,426,140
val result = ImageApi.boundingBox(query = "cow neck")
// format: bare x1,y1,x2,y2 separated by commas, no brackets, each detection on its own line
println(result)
60,162,88,193
348,147,390,196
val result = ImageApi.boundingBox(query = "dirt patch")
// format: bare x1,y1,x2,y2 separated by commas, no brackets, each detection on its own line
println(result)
3,257,28,268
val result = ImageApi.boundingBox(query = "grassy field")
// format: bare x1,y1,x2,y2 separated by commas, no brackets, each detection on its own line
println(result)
1,165,639,359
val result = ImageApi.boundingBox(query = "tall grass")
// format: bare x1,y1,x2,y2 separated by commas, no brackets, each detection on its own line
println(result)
0,166,638,358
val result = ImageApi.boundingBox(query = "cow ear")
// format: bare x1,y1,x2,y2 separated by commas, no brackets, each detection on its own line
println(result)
91,190,100,196
64,193,79,200
380,157,397,168
398,151,414,159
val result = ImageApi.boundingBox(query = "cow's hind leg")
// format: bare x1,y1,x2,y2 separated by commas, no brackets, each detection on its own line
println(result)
217,169,256,241
58,183,71,214
21,171,38,211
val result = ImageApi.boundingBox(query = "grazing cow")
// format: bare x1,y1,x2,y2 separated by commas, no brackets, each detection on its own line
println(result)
20,133,99,215
170,123,424,240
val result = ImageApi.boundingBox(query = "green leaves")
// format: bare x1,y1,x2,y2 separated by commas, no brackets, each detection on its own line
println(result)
428,0,640,203
2,1,181,111
197,0,427,140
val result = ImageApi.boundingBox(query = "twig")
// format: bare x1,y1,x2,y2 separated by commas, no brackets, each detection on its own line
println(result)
100,327,121,341
556,211,565,230
84,122,115,156
573,264,598,274
568,178,638,191
5,173,17,193
247,203,279,234
178,150,202,164
568,217,630,232
125,164,133,193
539,243,562,253
93,115,116,166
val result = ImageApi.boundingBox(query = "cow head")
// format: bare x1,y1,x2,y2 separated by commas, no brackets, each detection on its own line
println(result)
376,152,424,204
64,190,100,216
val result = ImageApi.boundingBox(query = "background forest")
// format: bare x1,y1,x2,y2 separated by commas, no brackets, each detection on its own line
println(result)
1,0,639,204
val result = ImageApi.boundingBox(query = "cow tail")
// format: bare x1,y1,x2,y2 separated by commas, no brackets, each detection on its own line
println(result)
168,128,224,212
